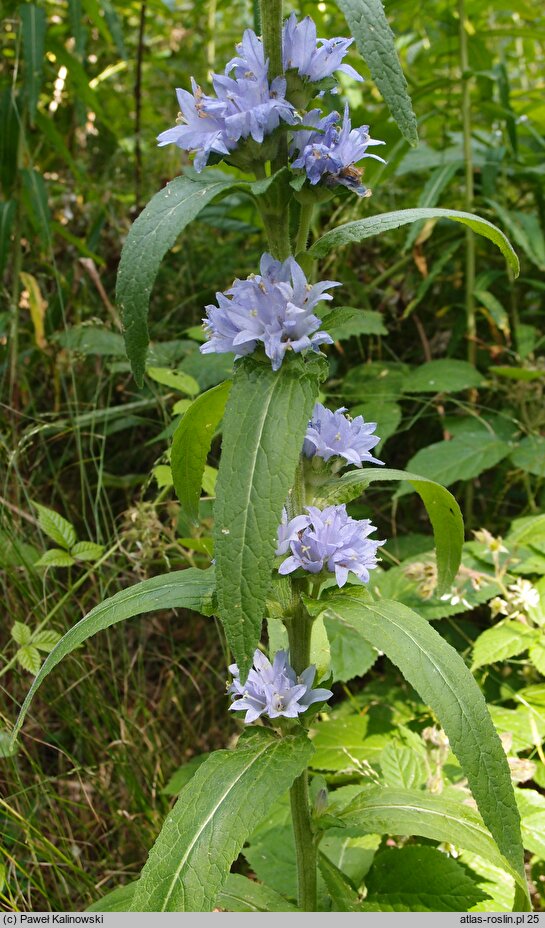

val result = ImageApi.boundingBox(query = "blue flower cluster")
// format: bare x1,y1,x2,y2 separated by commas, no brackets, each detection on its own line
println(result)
303,402,384,467
291,104,385,196
158,13,383,192
277,504,384,587
229,648,332,723
200,253,339,370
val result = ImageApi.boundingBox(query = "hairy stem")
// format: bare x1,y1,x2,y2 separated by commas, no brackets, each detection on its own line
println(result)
287,605,317,912
295,203,314,254
260,0,283,80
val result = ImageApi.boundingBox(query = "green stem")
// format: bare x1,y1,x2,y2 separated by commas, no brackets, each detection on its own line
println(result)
295,203,314,254
260,205,292,261
459,0,476,527
287,605,317,912
459,0,476,366
260,0,283,80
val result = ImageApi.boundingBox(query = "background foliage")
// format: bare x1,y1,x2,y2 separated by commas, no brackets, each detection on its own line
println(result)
1,0,544,912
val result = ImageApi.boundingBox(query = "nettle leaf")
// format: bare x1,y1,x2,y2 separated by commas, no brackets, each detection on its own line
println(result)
364,845,488,911
71,541,105,562
472,621,535,671
11,622,31,646
171,380,231,523
402,432,512,491
324,599,528,907
380,738,427,790
402,360,485,394
217,874,298,913
35,548,76,568
17,645,41,675
308,208,519,278
33,503,76,550
340,787,529,910
510,435,545,478
11,568,216,743
130,728,313,911
32,630,61,653
117,175,238,385
334,0,418,147
320,467,463,594
214,356,320,678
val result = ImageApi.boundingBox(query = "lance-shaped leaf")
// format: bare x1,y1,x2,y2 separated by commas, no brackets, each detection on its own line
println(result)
130,728,313,911
19,4,46,125
0,200,15,277
214,356,320,678
116,176,237,386
334,0,417,147
11,568,215,743
308,208,519,277
320,467,463,594
339,787,525,910
323,598,529,908
171,380,231,523
339,787,529,912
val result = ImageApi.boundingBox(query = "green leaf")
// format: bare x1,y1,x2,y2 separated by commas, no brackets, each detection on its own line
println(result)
472,622,535,671
318,852,359,912
510,436,545,478
529,639,545,676
402,432,512,491
17,645,41,675
320,467,463,594
32,630,62,653
349,400,401,447
0,88,19,197
33,502,76,549
130,728,313,911
308,208,519,277
324,612,376,683
19,4,46,125
339,787,529,910
214,356,320,678
475,290,510,336
11,568,216,743
402,360,485,394
171,380,231,523
0,200,15,277
162,754,210,796
217,874,298,913
364,845,488,911
11,622,31,646
146,367,200,396
324,599,527,901
71,541,105,562
310,714,394,772
57,326,126,357
21,169,51,246
87,884,137,912
116,175,237,385
0,730,19,758
334,0,418,146
380,737,427,790
404,163,460,251
35,548,76,568
319,306,387,340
